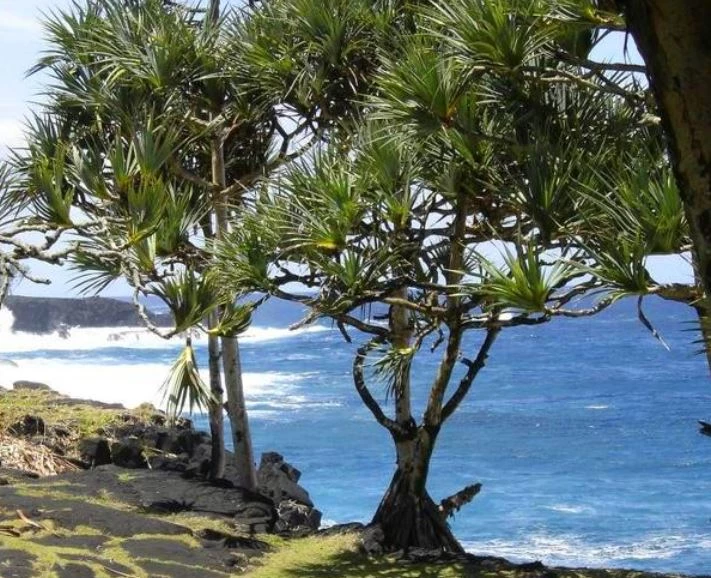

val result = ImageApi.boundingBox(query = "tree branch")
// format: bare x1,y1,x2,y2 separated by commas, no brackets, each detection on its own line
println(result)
441,326,500,422
439,483,482,520
353,337,408,437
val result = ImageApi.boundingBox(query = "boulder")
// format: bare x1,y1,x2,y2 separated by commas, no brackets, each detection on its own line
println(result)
79,437,112,468
359,524,385,556
260,451,302,482
257,452,313,507
13,380,51,392
317,522,365,537
110,438,148,469
274,500,322,534
9,415,46,437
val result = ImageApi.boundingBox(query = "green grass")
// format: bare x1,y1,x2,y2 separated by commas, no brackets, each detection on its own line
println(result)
243,534,690,578
0,389,127,439
246,534,494,578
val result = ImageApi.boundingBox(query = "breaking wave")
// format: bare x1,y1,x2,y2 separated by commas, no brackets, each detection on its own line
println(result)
462,533,711,569
0,308,330,354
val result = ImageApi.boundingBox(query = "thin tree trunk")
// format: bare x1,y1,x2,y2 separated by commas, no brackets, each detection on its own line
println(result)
207,0,220,25
221,335,257,490
206,316,226,479
202,213,226,480
623,0,711,319
391,287,415,463
212,137,258,491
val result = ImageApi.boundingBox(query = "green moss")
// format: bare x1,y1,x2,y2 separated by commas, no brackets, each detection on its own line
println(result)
15,486,78,501
117,471,138,483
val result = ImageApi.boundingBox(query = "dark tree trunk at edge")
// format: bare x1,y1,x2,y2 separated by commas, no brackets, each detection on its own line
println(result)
622,0,711,318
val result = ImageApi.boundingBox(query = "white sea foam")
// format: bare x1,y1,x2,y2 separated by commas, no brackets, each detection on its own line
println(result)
0,306,330,409
462,533,711,567
0,350,311,410
543,504,594,515
0,308,330,354
585,404,610,410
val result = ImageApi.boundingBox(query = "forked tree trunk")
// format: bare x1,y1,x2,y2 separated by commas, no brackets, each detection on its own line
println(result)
370,289,463,551
372,435,463,553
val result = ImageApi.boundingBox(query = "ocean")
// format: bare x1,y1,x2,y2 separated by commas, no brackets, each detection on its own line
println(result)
0,296,709,575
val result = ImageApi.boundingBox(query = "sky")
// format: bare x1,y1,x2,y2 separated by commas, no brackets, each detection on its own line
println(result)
0,0,695,296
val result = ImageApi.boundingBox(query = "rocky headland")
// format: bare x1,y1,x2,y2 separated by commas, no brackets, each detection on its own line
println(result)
2,295,171,334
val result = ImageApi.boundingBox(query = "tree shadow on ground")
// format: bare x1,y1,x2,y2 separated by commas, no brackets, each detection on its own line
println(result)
273,549,674,578
275,549,495,578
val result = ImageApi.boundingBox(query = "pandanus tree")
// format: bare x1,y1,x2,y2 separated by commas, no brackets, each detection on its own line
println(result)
214,0,691,551
3,0,392,483
3,0,271,486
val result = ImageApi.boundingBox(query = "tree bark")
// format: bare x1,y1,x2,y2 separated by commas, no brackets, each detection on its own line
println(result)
622,0,711,317
221,335,258,490
692,303,711,370
212,137,258,491
372,433,463,553
206,317,226,479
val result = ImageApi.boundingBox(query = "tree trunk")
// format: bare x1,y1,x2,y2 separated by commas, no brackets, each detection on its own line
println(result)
222,335,258,491
206,319,226,480
372,435,463,553
623,0,711,315
692,303,711,370
211,137,258,491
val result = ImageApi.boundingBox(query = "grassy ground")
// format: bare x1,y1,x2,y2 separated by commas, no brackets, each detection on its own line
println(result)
0,388,155,438
0,387,157,475
236,533,692,578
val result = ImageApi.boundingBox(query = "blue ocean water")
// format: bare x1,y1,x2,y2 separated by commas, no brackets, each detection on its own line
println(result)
1,296,709,574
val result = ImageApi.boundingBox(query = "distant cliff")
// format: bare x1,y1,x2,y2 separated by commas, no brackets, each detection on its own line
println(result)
3,296,171,333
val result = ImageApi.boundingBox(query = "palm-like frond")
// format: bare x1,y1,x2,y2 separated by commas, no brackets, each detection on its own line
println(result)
276,151,363,254
0,163,17,225
70,239,125,295
162,339,214,420
476,244,577,312
578,153,687,255
576,233,653,298
208,301,254,338
426,0,555,70
235,0,386,121
150,270,220,334
371,343,415,401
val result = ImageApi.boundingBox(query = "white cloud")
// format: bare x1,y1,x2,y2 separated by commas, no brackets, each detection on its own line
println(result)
0,118,25,155
0,9,41,33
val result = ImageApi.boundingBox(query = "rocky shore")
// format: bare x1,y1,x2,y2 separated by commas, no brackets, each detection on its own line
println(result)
0,383,705,578
0,382,321,577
